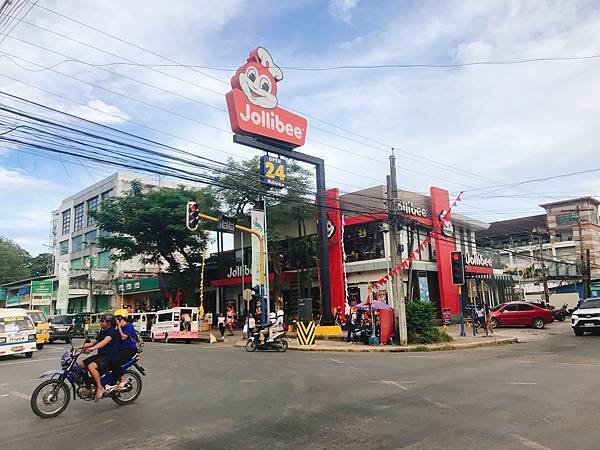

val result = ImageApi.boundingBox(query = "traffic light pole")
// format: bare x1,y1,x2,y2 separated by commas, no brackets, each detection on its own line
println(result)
232,134,333,324
196,212,267,324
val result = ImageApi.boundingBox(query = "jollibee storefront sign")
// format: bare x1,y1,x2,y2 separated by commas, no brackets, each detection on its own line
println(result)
226,47,308,147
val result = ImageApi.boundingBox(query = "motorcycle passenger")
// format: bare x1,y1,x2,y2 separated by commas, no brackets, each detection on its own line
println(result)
78,314,119,401
259,312,276,344
268,308,284,342
110,309,138,391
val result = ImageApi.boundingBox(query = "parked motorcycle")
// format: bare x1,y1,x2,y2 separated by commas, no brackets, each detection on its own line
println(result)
30,345,146,418
245,325,288,352
553,303,570,322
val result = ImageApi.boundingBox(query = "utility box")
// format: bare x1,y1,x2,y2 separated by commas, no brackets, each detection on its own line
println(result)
297,298,313,322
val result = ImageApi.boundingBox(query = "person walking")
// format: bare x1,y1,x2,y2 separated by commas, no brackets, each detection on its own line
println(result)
217,313,226,341
248,314,256,338
476,304,485,331
483,302,494,335
226,307,235,336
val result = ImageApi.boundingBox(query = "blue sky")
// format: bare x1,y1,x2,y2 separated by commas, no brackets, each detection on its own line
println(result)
2,0,600,255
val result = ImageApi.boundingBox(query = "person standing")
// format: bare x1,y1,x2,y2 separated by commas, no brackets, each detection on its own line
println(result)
484,302,494,335
476,305,485,331
226,306,235,336
217,313,226,341
248,314,256,338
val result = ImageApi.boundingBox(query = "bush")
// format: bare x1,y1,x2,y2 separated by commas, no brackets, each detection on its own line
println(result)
406,300,453,345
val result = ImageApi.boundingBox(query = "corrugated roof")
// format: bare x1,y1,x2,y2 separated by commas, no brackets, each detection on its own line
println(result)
476,214,547,240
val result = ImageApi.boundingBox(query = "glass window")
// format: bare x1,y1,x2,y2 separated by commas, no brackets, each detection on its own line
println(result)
84,230,97,244
344,222,384,262
87,196,98,226
504,304,519,312
71,258,82,270
519,304,534,311
59,240,69,255
72,235,83,253
101,190,112,202
97,250,111,268
62,209,71,235
158,312,172,322
73,203,84,231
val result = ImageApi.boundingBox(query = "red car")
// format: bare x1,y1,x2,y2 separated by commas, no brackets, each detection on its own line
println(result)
490,302,554,329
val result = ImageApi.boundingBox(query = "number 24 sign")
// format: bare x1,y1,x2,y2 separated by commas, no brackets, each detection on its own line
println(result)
260,155,286,188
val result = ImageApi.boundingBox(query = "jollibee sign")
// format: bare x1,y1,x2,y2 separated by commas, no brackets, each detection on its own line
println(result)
226,47,308,148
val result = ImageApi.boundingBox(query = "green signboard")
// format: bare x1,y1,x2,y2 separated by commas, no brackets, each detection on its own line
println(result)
31,280,53,296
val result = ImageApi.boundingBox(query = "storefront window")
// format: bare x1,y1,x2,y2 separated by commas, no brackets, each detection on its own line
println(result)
344,222,384,262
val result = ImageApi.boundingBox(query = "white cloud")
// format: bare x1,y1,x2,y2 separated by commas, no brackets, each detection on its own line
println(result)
66,99,129,124
328,0,359,24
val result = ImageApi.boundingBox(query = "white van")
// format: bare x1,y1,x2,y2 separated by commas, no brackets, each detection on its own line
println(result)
127,312,157,340
151,307,199,343
0,308,37,358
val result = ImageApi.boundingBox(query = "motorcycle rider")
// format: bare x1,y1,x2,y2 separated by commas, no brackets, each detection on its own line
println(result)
109,309,138,392
268,308,285,342
78,314,119,401
259,312,276,344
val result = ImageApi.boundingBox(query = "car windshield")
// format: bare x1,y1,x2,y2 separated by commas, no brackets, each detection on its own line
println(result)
49,315,73,325
0,316,34,333
28,311,46,323
579,299,600,309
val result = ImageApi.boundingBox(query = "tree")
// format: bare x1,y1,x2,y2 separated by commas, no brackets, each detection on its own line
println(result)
0,237,30,284
93,181,220,273
28,253,51,278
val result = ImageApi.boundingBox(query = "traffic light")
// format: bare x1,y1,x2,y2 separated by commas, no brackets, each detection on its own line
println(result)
186,201,199,231
451,251,465,285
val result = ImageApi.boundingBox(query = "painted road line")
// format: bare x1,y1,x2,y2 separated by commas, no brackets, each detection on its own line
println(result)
329,358,344,364
509,433,552,450
0,357,55,366
9,391,29,400
380,380,409,391
507,382,537,385
558,362,600,368
422,396,458,412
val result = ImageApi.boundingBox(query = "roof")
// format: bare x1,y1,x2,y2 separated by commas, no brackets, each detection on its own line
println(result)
0,275,56,288
540,196,600,208
476,214,547,240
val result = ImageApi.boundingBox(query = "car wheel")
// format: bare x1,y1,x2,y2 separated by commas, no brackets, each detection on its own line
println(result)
532,317,545,329
491,317,499,328
25,352,33,358
573,327,585,336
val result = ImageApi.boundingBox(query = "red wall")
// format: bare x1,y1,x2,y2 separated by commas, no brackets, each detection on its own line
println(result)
430,187,460,315
326,188,346,314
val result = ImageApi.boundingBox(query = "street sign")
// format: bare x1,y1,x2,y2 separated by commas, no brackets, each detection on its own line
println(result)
260,154,286,188
217,214,237,233
31,280,53,296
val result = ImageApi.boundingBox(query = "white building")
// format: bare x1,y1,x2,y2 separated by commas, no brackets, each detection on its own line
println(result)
52,173,167,314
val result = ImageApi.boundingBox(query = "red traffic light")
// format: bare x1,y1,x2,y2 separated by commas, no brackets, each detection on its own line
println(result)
189,203,198,212
452,253,460,261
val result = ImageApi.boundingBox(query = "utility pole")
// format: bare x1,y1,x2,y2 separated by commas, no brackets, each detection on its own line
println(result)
532,227,550,304
560,206,593,299
585,249,591,299
387,150,407,346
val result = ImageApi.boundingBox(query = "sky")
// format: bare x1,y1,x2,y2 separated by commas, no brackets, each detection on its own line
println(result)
1,0,600,255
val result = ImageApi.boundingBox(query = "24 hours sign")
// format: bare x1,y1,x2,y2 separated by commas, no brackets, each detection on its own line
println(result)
260,155,287,188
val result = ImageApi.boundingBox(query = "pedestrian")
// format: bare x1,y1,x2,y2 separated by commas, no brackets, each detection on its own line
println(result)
484,302,494,335
226,306,235,336
248,314,255,337
476,304,485,330
217,313,226,341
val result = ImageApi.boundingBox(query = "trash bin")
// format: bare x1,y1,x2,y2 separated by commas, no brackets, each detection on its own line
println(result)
379,308,394,345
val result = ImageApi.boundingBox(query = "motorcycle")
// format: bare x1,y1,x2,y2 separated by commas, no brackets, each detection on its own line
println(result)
30,345,146,419
553,303,570,322
245,325,288,352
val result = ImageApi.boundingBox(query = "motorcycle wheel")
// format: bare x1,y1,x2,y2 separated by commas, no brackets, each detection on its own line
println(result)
276,339,288,352
558,316,566,322
111,370,143,405
31,380,71,419
245,340,256,352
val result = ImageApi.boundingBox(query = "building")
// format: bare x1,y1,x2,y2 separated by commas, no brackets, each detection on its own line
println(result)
52,173,168,314
203,185,514,320
0,276,57,314
476,196,600,300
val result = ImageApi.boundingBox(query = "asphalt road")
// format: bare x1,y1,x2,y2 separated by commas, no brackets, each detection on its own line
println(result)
1,322,599,449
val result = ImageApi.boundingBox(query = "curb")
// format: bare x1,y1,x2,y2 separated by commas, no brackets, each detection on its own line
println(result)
234,337,518,352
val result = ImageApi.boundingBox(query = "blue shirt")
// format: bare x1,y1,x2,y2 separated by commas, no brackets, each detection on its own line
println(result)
119,323,138,351
96,327,119,357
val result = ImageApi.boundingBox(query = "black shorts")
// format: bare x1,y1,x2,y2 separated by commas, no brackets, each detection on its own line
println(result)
83,354,111,373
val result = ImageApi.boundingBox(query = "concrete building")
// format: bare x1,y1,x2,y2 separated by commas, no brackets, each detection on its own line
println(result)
0,276,57,314
52,173,168,314
476,196,600,301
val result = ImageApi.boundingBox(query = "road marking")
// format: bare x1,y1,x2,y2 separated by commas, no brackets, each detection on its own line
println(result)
329,358,344,364
513,360,534,363
558,362,600,368
9,391,29,400
164,348,179,352
380,380,409,390
422,396,458,411
507,382,537,385
0,357,55,366
349,366,360,370
0,394,8,397
510,433,552,450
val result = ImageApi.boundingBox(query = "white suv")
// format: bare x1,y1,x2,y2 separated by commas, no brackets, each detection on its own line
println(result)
571,298,600,336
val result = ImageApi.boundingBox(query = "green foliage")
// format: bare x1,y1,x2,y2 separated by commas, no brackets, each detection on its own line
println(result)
92,181,219,273
406,300,453,345
28,253,51,278
216,156,315,241
0,237,30,284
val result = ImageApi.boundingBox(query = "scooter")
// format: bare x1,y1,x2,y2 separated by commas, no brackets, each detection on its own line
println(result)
553,303,570,322
30,344,146,418
245,325,288,352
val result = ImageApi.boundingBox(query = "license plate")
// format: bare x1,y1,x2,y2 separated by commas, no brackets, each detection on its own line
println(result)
11,346,24,352
584,323,595,327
